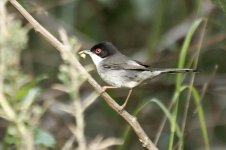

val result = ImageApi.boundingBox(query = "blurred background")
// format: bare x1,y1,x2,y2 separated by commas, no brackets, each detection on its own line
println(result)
1,0,226,149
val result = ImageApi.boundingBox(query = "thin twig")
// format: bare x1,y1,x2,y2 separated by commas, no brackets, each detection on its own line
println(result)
0,1,34,149
154,101,173,145
83,91,99,111
193,65,218,114
8,0,158,149
179,19,208,149
62,135,76,150
59,28,87,150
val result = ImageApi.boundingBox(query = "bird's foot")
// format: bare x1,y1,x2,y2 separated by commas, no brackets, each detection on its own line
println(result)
100,86,117,94
118,89,132,111
100,86,107,94
119,103,126,111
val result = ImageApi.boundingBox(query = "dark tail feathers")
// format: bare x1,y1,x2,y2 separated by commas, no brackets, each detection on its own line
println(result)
159,68,198,74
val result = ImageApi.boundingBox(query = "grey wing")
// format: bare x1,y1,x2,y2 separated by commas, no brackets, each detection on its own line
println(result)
102,59,149,71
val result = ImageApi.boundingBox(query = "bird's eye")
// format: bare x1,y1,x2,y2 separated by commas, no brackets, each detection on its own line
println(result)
95,48,102,54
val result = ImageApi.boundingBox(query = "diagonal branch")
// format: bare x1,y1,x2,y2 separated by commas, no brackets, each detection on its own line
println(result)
8,0,158,149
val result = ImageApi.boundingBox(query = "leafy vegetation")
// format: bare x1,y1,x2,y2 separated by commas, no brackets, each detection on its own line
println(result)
1,0,226,149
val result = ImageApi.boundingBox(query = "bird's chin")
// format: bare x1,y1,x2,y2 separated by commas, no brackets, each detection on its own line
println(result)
78,50,103,66
89,53,104,66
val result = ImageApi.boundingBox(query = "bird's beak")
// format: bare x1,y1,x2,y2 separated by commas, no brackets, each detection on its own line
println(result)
79,49,91,54
78,49,91,58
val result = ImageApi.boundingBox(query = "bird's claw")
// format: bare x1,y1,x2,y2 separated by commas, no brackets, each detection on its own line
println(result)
100,87,107,94
119,103,126,111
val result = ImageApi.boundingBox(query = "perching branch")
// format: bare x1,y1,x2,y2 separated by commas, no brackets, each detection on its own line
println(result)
8,0,158,149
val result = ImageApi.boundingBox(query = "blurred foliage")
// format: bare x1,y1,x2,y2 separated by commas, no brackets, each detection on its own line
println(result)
211,0,226,14
0,0,54,149
0,0,226,149
34,128,55,148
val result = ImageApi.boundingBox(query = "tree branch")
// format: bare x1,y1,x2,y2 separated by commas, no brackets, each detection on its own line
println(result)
8,0,158,149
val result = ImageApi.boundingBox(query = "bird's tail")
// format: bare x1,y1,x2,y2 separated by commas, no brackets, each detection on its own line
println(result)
159,68,198,74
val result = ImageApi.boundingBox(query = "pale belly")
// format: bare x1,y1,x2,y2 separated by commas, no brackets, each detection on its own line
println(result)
97,68,160,88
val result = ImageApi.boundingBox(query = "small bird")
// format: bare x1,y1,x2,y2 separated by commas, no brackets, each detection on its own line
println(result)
79,41,196,109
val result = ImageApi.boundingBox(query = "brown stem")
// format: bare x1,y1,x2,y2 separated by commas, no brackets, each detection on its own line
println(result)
8,0,158,149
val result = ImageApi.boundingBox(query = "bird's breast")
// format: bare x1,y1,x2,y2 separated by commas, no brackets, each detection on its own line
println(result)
97,62,163,88
97,66,148,88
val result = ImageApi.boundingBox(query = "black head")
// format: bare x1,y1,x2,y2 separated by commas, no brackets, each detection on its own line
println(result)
90,41,118,58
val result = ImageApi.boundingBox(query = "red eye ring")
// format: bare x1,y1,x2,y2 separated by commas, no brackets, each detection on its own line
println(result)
95,48,102,54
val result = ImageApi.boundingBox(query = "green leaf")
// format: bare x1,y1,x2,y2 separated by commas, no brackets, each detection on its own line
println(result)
211,0,226,14
20,87,41,110
118,97,182,150
176,18,203,91
190,86,210,150
148,98,182,137
170,18,204,150
4,126,18,145
16,75,47,101
35,129,55,148
134,98,183,137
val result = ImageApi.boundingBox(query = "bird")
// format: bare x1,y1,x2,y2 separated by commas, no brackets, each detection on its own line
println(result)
79,41,197,110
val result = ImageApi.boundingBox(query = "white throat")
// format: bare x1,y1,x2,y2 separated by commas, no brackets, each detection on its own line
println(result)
88,53,105,67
